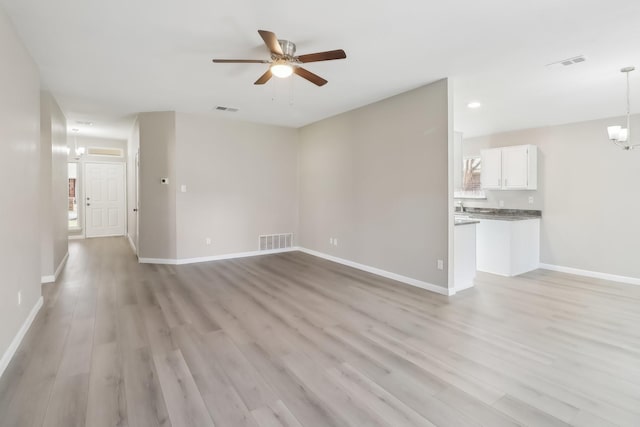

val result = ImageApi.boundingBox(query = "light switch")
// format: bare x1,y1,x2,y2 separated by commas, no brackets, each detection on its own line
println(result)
181,184,187,193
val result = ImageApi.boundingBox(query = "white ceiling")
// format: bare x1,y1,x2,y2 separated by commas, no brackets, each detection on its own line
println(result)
2,0,640,139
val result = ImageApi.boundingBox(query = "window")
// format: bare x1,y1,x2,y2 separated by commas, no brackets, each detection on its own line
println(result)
454,156,486,199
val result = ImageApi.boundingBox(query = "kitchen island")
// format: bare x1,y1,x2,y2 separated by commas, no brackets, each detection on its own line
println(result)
454,218,479,291
456,208,541,277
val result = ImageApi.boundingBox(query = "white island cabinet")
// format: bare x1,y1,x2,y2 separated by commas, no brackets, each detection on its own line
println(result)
481,145,537,190
476,218,540,276
454,222,477,291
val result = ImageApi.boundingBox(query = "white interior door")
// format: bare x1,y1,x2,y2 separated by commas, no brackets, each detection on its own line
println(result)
85,162,126,238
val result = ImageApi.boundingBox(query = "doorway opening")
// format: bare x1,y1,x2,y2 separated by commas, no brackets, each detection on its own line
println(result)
68,162,81,230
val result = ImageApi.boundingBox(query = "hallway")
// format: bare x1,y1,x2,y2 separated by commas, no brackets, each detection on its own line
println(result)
1,238,640,426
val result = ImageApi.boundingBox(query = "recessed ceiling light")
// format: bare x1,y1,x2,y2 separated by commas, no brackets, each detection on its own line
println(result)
467,101,482,109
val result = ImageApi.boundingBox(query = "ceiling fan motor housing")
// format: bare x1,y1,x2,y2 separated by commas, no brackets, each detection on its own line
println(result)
277,40,296,58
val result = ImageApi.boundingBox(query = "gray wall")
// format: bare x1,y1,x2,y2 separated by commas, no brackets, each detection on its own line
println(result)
40,93,53,276
40,92,68,278
138,112,177,259
175,113,299,259
462,114,640,279
0,8,42,363
298,79,451,288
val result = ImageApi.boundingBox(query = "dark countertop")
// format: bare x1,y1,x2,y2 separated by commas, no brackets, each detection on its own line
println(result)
455,208,542,222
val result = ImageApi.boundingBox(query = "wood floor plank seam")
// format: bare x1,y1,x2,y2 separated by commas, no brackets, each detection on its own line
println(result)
1,238,639,427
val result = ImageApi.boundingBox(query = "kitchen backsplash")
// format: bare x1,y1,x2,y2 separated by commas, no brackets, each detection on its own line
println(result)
455,189,542,211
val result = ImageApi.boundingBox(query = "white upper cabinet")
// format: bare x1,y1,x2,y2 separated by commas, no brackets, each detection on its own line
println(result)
481,145,537,190
480,148,503,190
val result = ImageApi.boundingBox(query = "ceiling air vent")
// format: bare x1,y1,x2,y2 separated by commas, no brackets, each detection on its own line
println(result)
215,106,239,112
546,55,586,67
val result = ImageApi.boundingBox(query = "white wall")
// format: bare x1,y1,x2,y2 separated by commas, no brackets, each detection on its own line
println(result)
298,79,452,289
0,7,42,370
175,113,299,259
40,91,68,279
462,114,640,279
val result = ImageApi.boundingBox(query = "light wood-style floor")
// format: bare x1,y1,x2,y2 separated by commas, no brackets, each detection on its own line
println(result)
1,238,639,427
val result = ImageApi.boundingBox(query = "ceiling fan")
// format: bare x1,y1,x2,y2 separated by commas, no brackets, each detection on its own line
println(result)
212,30,346,87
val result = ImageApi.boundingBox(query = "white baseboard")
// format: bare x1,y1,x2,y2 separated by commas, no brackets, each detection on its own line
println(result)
0,296,43,379
68,234,84,240
455,281,475,292
41,251,69,284
539,263,640,286
127,234,137,255
139,247,300,266
298,248,453,296
138,246,453,296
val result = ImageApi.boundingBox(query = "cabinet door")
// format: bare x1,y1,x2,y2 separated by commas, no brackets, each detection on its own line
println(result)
502,146,529,189
480,148,502,189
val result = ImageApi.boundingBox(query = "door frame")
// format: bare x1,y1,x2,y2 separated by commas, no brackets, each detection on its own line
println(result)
68,160,83,233
134,149,140,256
83,161,127,238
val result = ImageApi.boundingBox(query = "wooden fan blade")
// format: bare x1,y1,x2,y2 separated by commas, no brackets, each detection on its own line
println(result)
258,30,283,55
296,49,346,63
254,69,273,85
212,59,270,63
294,67,328,86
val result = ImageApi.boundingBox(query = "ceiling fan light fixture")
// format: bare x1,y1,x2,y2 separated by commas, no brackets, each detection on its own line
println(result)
271,63,293,78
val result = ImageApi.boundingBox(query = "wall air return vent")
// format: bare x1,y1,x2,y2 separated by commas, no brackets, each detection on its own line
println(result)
259,233,293,251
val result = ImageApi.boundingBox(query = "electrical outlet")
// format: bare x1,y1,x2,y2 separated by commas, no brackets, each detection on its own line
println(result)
499,200,505,208
528,196,534,204
18,291,21,306
334,238,338,246
181,184,187,193
437,259,444,270
205,237,211,245
329,237,333,245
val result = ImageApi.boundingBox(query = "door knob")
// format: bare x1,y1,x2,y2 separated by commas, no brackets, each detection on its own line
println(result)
87,203,91,206
133,208,138,212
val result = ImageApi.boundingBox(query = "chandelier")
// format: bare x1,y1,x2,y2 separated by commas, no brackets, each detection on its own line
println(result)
607,66,639,150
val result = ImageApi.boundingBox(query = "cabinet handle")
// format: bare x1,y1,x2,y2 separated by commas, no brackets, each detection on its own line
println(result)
498,178,500,186
505,178,508,187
